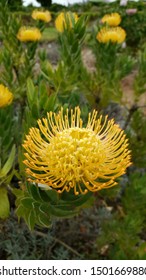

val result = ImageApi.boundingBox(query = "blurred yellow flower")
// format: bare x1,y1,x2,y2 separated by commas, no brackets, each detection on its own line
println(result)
96,27,126,44
32,10,52,23
55,12,78,32
101,13,121,27
0,84,13,108
23,107,131,195
17,27,41,42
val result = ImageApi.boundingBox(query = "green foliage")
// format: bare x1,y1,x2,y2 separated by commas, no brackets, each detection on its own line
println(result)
23,78,58,134
122,7,146,49
3,0,23,11
96,172,146,260
0,215,72,260
37,0,52,7
0,107,15,165
58,14,87,68
127,110,146,167
134,46,146,97
0,1,41,102
0,3,22,90
89,26,134,106
0,146,16,183
0,131,15,220
0,187,10,219
14,183,93,230
40,15,92,108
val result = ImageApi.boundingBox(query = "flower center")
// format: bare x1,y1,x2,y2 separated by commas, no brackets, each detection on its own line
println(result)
41,127,106,183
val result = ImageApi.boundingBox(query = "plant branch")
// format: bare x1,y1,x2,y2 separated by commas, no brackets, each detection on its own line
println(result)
123,104,138,130
34,230,82,258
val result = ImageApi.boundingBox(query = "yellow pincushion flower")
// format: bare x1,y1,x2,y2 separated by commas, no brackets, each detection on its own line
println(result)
55,12,78,32
0,84,13,108
17,27,41,42
23,107,131,195
32,10,52,23
96,27,126,44
101,13,121,27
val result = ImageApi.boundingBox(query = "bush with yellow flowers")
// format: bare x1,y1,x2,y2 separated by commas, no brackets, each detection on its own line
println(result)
1,0,146,261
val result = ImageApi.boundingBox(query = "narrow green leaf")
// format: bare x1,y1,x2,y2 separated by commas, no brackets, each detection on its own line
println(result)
0,187,10,219
27,78,36,104
31,103,39,119
27,210,35,230
40,203,78,218
0,145,15,178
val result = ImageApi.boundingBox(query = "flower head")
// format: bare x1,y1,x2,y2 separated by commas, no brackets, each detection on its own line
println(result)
32,10,52,23
101,13,121,27
55,12,78,32
23,107,131,195
0,84,13,108
96,27,126,44
17,27,41,42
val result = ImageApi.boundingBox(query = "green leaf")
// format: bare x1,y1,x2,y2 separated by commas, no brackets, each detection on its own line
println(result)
44,93,57,112
38,211,52,228
23,208,34,229
15,204,25,219
27,210,36,230
28,184,43,202
12,188,24,200
40,204,78,218
27,78,36,105
0,187,10,219
0,145,15,178
42,189,59,203
31,103,39,119
61,191,93,207
21,197,34,209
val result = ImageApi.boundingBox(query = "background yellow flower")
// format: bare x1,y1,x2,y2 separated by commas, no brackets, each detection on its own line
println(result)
32,10,52,23
101,13,121,27
96,26,126,44
55,12,78,32
17,27,42,42
23,107,131,195
0,84,13,108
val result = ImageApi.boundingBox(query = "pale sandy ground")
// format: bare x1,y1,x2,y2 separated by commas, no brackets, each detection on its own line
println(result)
121,71,146,114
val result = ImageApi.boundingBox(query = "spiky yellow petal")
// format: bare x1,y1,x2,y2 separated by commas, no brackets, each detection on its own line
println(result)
55,12,78,32
0,84,13,108
96,26,126,44
23,107,131,195
17,27,41,42
32,10,52,23
101,13,121,27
